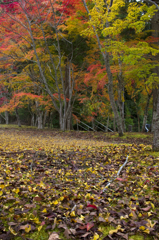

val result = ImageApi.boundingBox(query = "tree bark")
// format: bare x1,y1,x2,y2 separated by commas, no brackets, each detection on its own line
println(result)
15,107,21,127
5,111,9,125
35,101,43,129
142,92,152,132
31,114,35,126
151,5,159,150
113,117,116,132
153,91,159,151
37,112,43,129
117,59,125,132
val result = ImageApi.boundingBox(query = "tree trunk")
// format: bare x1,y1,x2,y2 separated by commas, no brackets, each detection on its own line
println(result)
113,117,116,132
43,111,48,128
151,5,159,150
31,114,35,126
137,114,140,132
15,107,21,127
35,101,43,129
153,91,159,151
66,110,72,130
5,111,9,125
104,52,123,136
117,59,125,132
142,92,152,132
37,112,43,129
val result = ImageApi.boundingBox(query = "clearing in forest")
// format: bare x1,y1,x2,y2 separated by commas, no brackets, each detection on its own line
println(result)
0,127,158,240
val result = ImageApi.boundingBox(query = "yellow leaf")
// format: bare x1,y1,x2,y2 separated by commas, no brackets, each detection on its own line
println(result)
0,184,5,189
146,219,156,228
70,211,76,217
148,212,152,217
0,190,3,196
42,208,47,213
53,200,58,205
92,233,99,240
151,202,155,209
79,215,85,220
143,228,150,234
139,226,145,231
32,217,40,224
109,229,118,235
39,181,45,188
28,186,32,192
38,225,43,232
25,224,31,233
15,188,20,194
129,212,133,217
9,226,17,235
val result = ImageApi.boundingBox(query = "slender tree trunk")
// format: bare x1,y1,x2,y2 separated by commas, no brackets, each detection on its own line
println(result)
137,114,140,132
104,52,123,136
0,115,2,124
15,107,21,127
117,59,125,132
66,110,72,130
106,116,109,132
142,92,152,132
5,111,9,125
35,101,43,129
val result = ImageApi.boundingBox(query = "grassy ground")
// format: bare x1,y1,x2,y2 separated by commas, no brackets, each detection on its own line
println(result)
0,125,158,240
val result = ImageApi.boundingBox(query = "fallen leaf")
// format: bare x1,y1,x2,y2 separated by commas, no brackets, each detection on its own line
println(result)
48,232,59,240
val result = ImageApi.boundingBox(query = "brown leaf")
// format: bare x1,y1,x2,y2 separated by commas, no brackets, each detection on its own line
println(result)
33,196,42,202
48,232,60,240
98,216,106,222
64,229,71,239
141,205,151,212
82,232,91,237
117,232,129,240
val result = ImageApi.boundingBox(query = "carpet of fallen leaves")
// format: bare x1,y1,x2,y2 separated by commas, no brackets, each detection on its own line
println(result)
0,128,158,240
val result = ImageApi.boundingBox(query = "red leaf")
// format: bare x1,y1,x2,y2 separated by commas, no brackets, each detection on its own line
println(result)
86,204,97,209
86,222,94,231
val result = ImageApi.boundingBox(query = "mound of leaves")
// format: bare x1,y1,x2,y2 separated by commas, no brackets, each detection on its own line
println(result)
0,131,158,240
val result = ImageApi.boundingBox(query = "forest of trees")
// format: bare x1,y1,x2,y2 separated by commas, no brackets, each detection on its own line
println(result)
0,0,159,150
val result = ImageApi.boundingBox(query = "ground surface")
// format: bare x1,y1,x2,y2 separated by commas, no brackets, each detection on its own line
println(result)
0,126,158,240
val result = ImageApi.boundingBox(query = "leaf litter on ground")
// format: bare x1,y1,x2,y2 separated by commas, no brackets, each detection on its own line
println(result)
0,128,158,240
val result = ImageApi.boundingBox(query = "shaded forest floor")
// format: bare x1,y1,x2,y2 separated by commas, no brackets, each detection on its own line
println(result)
0,126,158,240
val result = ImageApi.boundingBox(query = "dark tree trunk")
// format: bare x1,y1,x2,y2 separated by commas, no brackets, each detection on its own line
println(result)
153,91,159,151
151,6,159,150
15,107,21,127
